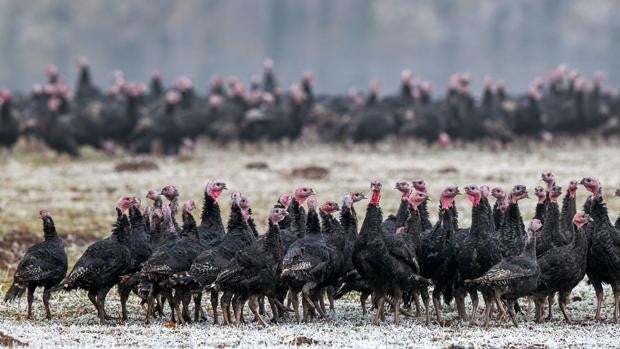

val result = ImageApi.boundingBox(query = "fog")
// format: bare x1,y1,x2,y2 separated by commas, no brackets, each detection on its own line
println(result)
1,0,618,93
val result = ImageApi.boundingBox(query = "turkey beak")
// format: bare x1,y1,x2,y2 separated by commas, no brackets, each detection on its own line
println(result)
283,211,289,216
579,178,587,186
587,215,594,222
358,194,367,200
310,189,317,196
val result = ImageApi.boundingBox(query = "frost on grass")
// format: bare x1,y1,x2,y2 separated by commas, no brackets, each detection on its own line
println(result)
1,140,620,348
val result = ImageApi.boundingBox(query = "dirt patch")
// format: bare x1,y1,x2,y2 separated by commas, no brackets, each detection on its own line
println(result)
114,160,159,172
287,336,322,346
0,331,28,346
291,166,329,180
246,162,269,170
0,228,40,272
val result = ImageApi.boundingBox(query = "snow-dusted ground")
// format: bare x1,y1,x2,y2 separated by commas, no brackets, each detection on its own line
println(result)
1,140,620,348
1,281,619,348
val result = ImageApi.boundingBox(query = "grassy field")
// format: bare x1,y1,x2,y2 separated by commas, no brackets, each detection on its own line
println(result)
1,138,620,348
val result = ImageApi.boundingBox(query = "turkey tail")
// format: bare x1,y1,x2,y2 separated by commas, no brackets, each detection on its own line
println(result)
3,283,26,303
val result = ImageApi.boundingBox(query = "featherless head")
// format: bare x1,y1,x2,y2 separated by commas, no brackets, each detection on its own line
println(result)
116,196,134,215
306,196,318,211
165,90,181,105
572,212,593,229
510,185,529,203
278,193,292,208
568,180,579,198
146,189,159,201
394,180,412,196
206,180,227,200
160,185,178,200
39,209,50,219
183,200,196,213
580,177,601,196
440,186,460,209
480,185,490,198
350,191,366,203
412,179,427,193
294,186,315,201
534,186,546,203
530,219,542,233
370,180,382,192
549,185,562,201
464,185,481,207
407,190,428,209
491,187,506,200
541,171,555,187
320,200,340,215
270,207,289,224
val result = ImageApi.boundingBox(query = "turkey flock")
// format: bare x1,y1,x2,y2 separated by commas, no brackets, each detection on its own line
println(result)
4,174,620,329
1,59,620,155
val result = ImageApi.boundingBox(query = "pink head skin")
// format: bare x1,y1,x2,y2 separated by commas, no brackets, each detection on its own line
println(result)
572,212,593,229
480,185,490,199
369,180,382,207
278,193,292,209
166,90,181,105
541,172,555,190
343,192,366,208
491,187,505,201
510,185,529,204
77,57,89,68
160,185,178,201
294,187,315,205
548,185,562,202
395,227,406,235
39,210,50,219
116,196,134,215
350,192,367,203
306,197,317,211
206,180,227,201
534,186,546,204
464,185,481,207
407,191,428,211
438,132,451,146
183,200,196,213
412,179,427,193
567,180,578,198
320,201,340,215
146,190,159,201
401,69,413,84
47,98,60,112
530,219,543,233
270,207,289,224
440,186,461,209
45,65,58,78
580,177,601,197
395,180,413,198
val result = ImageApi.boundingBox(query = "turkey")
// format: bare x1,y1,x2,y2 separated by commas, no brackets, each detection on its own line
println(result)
536,185,569,256
0,90,19,150
497,185,529,257
412,179,433,231
118,198,153,320
52,197,134,324
4,210,68,319
353,180,428,325
418,185,460,323
491,187,508,230
381,180,413,234
455,185,502,325
214,207,288,326
281,197,337,322
140,199,202,324
560,180,579,238
533,186,547,222
581,177,620,322
189,193,255,325
197,180,227,248
534,212,592,324
466,219,542,328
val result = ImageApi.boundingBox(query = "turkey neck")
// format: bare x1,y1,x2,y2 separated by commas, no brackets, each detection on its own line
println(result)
571,224,588,261
419,199,432,230
200,192,224,232
339,205,358,241
112,214,131,243
359,203,383,240
182,211,199,240
266,221,283,264
288,198,307,238
306,209,321,236
560,192,577,240
506,202,525,237
541,201,560,237
523,231,537,260
589,196,613,228
470,198,492,238
404,207,423,245
43,217,58,240
129,206,145,229
394,198,411,229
